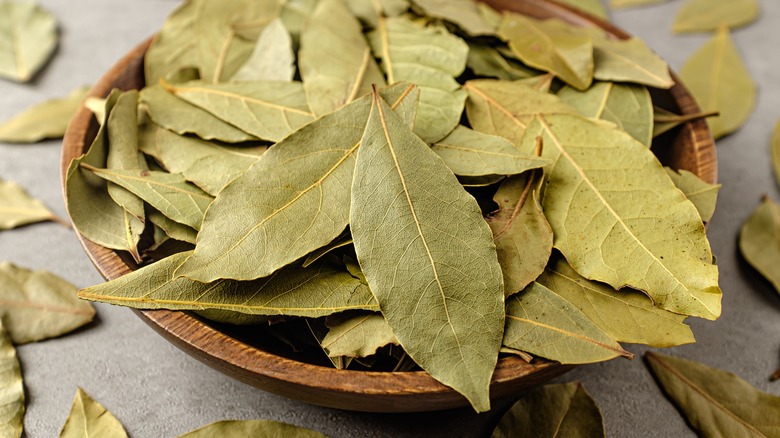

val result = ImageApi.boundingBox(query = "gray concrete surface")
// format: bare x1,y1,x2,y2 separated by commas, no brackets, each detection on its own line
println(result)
1,1,778,436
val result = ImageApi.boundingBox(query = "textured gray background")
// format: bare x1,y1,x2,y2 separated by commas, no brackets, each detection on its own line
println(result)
1,1,779,437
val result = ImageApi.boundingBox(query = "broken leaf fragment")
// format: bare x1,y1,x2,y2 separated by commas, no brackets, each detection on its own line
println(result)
0,86,90,143
59,388,128,438
0,1,58,82
739,196,780,295
0,179,63,230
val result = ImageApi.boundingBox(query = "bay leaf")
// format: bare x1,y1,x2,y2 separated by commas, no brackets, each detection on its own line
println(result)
280,0,318,47
537,257,695,347
0,1,57,82
611,0,668,8
299,0,386,116
0,263,95,345
466,43,537,81
162,80,314,142
591,35,673,89
458,174,505,187
0,321,23,438
79,252,379,318
665,168,720,222
138,123,265,196
0,179,62,230
346,0,409,28
555,0,608,20
652,106,718,138
491,382,605,438
106,91,146,221
145,0,199,86
65,91,143,262
59,388,128,438
558,82,654,147
80,165,213,231
147,209,198,245
739,197,780,295
350,90,504,412
679,26,756,139
431,126,549,177
231,18,295,82
174,83,417,282
370,14,468,142
504,282,631,364
673,0,760,34
322,313,399,358
302,230,353,268
498,13,594,90
773,121,780,187
488,169,553,296
84,97,107,126
179,420,327,438
0,86,89,143
519,114,721,320
411,0,496,36
464,79,577,145
645,351,780,437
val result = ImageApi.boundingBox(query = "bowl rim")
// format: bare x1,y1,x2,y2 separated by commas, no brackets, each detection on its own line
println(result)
60,0,716,413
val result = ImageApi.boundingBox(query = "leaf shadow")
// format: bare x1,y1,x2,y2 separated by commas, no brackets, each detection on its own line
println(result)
734,238,780,313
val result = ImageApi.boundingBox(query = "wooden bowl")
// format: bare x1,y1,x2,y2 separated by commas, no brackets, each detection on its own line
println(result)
60,0,716,413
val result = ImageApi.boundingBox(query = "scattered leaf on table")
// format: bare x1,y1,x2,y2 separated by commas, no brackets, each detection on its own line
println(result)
0,321,23,438
611,0,668,8
673,0,760,34
299,0,386,116
488,170,553,296
59,388,128,438
322,313,399,358
0,86,89,143
0,263,95,345
431,126,549,176
591,35,674,89
519,114,722,320
739,197,780,295
162,80,314,142
0,1,57,82
679,26,756,139
231,18,295,82
537,257,695,347
773,121,780,187
79,252,378,320
175,83,417,282
179,420,328,438
555,0,609,20
0,179,62,230
144,0,198,86
411,0,496,35
491,382,605,438
350,91,504,412
504,282,632,364
498,13,594,90
665,168,720,222
558,82,654,147
466,43,537,81
370,14,469,142
346,0,409,28
105,91,146,220
652,106,718,138
645,351,780,437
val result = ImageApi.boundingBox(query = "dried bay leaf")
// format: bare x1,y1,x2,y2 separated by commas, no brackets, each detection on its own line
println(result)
79,252,379,318
322,313,399,358
411,0,496,35
558,82,653,147
280,0,318,46
504,282,631,364
0,86,89,143
370,14,469,142
555,0,608,21
147,209,197,245
105,91,146,221
491,382,605,438
162,80,314,142
231,18,295,82
519,114,721,320
302,230,353,268
179,420,327,438
145,0,198,86
537,257,695,347
591,35,673,89
0,321,23,438
458,174,505,188
466,43,537,81
773,121,780,187
498,13,593,90
175,83,417,282
739,197,780,295
611,0,668,8
431,126,549,177
59,388,128,438
665,168,720,222
652,106,718,138
0,1,57,82
350,91,504,412
0,263,95,345
0,179,62,230
645,351,780,437
680,26,756,139
673,0,760,34
346,0,409,28
300,0,386,116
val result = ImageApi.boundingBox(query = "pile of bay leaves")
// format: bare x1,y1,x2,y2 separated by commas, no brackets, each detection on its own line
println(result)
66,0,723,412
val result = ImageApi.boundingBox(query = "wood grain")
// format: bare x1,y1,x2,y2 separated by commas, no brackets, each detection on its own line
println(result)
59,0,716,413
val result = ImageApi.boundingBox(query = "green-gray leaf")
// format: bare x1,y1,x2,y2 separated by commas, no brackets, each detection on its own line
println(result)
350,91,504,412
0,321,23,438
411,0,495,35
652,106,718,138
645,351,780,437
147,208,198,245
231,18,295,82
466,43,537,81
280,0,318,47
0,1,57,82
673,0,760,34
0,86,89,143
739,197,780,295
106,91,146,220
59,388,128,438
322,313,399,358
492,382,605,438
556,0,608,20
591,34,674,89
178,420,328,438
773,120,780,187
0,263,95,345
537,257,695,347
346,0,409,28
665,168,720,222
0,179,61,230
144,0,198,86
504,282,631,364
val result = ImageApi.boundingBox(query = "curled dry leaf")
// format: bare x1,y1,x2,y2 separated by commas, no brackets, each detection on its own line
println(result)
59,388,128,438
322,313,399,359
665,168,721,223
739,196,780,295
0,86,90,143
0,179,63,230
